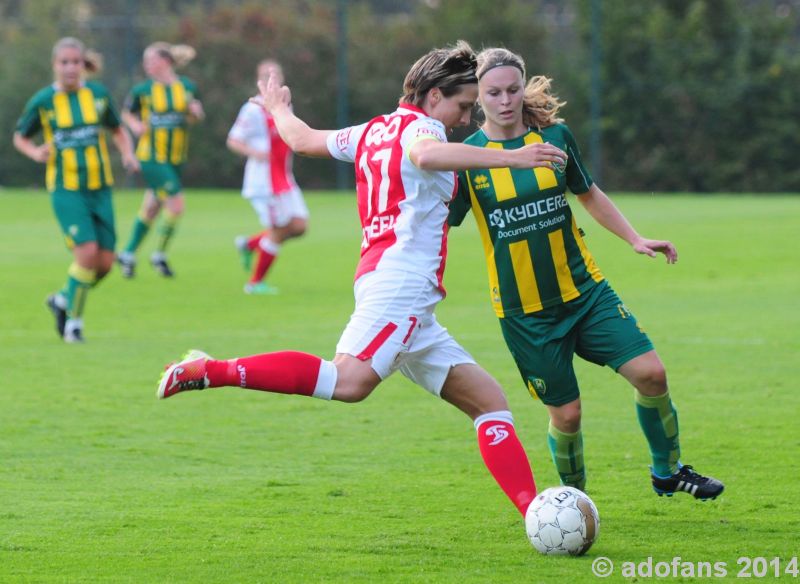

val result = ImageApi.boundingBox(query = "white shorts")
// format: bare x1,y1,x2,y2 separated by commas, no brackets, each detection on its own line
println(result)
335,270,476,396
248,188,309,229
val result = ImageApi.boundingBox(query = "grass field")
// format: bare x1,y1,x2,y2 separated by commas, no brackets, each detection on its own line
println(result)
1,189,798,583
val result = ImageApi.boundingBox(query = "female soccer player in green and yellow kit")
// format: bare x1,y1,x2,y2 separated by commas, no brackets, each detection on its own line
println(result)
117,42,204,278
13,37,139,343
448,47,724,500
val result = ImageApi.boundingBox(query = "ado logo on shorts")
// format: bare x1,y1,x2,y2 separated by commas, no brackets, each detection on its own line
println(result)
527,377,546,399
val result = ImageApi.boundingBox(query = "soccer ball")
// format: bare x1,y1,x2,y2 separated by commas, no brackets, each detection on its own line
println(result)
525,486,600,556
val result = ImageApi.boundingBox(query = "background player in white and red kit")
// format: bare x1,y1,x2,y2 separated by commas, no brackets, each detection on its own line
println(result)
158,42,567,526
227,59,308,294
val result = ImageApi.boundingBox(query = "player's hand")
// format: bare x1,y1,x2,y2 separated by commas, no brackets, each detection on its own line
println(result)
512,142,567,170
122,153,140,173
127,119,147,137
252,72,292,113
632,237,678,264
30,144,51,163
188,99,205,122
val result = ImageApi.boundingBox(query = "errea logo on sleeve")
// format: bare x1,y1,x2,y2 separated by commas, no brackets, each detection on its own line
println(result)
473,174,490,190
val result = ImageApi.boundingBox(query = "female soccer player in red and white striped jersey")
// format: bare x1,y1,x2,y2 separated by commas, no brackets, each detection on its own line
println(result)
227,59,308,295
158,41,567,527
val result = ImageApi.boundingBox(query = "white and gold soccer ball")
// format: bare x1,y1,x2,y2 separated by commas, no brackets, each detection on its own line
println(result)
525,486,600,556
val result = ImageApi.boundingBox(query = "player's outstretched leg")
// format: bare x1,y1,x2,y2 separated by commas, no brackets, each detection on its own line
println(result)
158,350,337,400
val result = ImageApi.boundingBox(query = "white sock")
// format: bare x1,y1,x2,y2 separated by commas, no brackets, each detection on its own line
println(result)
312,360,337,400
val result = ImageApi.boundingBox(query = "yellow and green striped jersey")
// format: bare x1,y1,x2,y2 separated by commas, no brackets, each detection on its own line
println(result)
448,124,604,318
16,81,121,192
125,76,199,165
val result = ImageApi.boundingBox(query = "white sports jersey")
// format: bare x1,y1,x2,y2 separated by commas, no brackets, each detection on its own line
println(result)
326,104,456,293
228,102,273,199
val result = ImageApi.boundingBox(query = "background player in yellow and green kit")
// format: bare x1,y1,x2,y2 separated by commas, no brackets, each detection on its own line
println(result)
448,47,724,500
117,42,204,278
13,37,138,343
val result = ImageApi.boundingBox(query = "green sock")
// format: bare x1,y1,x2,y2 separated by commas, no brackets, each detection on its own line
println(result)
156,213,179,253
635,390,680,477
547,421,586,491
124,217,152,254
64,263,96,319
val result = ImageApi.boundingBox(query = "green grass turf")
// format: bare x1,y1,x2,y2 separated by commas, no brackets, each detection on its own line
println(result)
1,189,798,582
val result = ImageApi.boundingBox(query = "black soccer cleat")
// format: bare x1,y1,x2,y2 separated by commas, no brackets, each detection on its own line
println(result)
651,465,724,500
150,257,175,278
117,255,136,279
46,294,67,338
63,325,84,344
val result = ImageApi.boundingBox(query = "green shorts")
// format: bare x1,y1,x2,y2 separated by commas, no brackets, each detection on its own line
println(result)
50,187,116,251
140,161,183,199
499,280,654,406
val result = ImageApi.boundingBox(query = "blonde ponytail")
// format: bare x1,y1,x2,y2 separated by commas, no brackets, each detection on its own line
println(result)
522,75,565,130
146,42,197,68
169,44,196,68
83,49,104,75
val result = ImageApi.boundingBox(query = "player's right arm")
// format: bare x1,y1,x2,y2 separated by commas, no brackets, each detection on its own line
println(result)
13,132,50,163
13,96,49,163
252,75,333,158
226,103,268,161
226,137,268,161
409,138,567,171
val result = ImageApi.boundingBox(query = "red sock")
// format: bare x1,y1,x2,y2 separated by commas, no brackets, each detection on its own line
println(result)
475,411,537,516
205,351,332,397
246,231,267,251
249,247,277,284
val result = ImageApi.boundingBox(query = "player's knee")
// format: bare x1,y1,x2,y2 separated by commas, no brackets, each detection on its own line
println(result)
291,220,307,237
637,363,668,395
331,367,380,403
142,205,160,220
333,381,374,403
166,202,184,217
551,402,582,432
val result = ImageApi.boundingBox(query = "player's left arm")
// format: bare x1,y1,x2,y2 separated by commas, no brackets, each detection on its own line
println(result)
187,100,205,122
101,88,139,173
576,184,677,263
185,79,204,123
